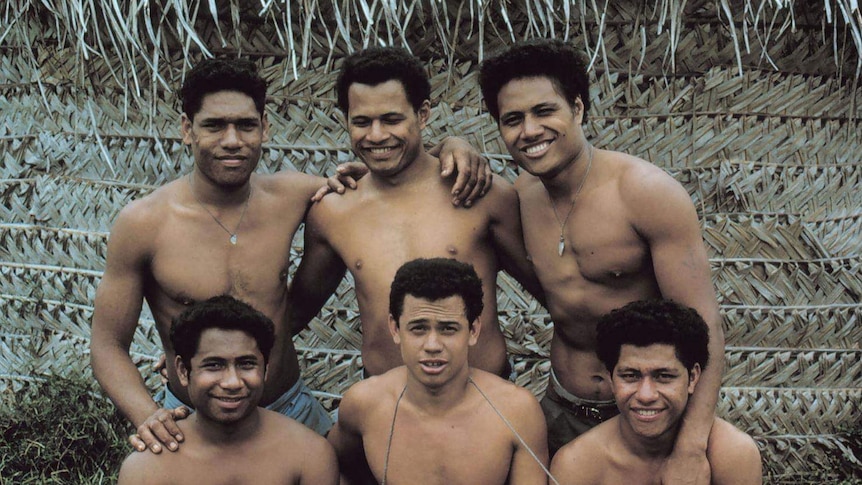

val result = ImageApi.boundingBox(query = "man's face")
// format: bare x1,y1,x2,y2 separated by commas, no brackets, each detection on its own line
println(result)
495,76,584,179
612,343,700,441
389,295,480,388
177,328,266,425
181,90,269,189
346,79,429,178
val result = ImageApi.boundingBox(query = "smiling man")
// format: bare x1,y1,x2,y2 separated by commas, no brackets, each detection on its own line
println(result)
550,300,761,485
288,47,544,378
327,258,549,485
479,39,724,483
117,295,338,485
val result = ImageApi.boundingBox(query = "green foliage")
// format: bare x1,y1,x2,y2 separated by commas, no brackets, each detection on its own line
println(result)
0,376,131,484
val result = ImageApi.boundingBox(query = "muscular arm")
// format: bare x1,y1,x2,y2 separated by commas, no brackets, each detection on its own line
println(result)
287,204,347,336
487,177,546,307
327,386,377,485
507,389,551,485
90,204,187,453
627,167,723,481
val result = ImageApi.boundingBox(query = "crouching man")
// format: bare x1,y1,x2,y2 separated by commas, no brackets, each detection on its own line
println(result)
328,258,550,485
117,295,337,485
550,300,762,485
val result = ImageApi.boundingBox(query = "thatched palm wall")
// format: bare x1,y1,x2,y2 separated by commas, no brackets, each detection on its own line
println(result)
1,0,860,482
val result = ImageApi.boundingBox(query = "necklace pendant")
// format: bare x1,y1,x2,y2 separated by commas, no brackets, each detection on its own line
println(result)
558,236,565,256
230,234,237,245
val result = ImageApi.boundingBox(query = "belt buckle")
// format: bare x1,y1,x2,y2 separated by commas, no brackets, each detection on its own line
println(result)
584,406,603,422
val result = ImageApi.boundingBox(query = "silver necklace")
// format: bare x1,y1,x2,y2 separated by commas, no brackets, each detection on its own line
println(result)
547,145,594,256
187,173,251,245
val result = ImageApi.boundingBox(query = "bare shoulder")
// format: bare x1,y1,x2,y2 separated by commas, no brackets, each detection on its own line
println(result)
708,418,763,484
338,368,407,426
471,369,541,414
550,421,614,484
117,448,173,485
609,151,690,208
257,170,325,201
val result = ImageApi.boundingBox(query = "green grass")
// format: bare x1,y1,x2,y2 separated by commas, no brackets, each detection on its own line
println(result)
0,375,132,484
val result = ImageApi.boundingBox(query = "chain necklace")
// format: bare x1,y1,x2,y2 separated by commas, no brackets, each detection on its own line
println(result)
187,173,251,245
546,145,594,256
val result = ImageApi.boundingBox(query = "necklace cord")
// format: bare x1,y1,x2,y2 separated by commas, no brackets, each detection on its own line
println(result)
187,173,251,244
547,144,594,256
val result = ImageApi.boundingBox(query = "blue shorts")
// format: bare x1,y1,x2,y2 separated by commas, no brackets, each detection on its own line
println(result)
160,378,333,436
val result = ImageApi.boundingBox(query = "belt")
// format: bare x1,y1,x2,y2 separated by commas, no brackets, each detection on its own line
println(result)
547,369,618,422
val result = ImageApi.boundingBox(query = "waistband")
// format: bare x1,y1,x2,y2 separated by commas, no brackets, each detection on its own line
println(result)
549,368,616,408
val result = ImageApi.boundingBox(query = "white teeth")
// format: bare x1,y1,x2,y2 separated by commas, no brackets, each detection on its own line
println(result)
636,409,659,416
525,142,550,154
369,147,393,154
424,362,443,367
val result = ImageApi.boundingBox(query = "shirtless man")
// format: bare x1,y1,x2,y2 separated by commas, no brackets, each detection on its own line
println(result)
328,258,549,485
478,39,724,483
91,57,488,454
288,46,544,378
117,295,338,485
551,300,761,485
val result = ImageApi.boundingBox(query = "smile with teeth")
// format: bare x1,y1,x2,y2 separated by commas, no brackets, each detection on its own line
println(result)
634,409,661,417
366,146,398,154
213,395,247,402
523,141,552,154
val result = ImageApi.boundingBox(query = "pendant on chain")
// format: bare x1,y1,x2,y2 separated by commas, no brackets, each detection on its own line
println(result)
230,234,238,245
558,235,565,256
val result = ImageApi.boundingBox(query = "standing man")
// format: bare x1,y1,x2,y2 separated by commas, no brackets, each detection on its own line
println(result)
91,57,488,454
288,47,545,378
117,295,338,485
479,39,723,484
328,258,550,485
550,300,762,484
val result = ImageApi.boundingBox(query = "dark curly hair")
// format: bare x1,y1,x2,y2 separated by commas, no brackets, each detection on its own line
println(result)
596,300,710,374
479,38,590,123
170,295,275,367
336,46,430,114
389,258,484,326
180,57,267,120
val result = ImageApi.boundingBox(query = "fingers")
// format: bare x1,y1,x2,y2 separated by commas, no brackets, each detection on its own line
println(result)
439,152,456,177
311,184,334,203
135,409,186,453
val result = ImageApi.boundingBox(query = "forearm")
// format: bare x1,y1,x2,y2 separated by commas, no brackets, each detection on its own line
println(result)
92,344,160,426
677,312,725,451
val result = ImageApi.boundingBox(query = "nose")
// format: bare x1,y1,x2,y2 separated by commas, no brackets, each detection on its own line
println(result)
220,365,243,390
423,331,443,353
635,377,658,402
366,120,389,143
522,115,543,139
221,124,242,148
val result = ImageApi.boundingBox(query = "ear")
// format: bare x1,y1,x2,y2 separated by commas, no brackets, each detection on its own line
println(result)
572,97,585,125
176,355,190,387
687,363,701,394
389,314,401,345
417,100,431,129
261,112,270,143
180,113,194,145
468,317,481,346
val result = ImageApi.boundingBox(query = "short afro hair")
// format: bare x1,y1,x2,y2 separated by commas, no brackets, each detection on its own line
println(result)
180,57,267,120
389,258,484,326
479,38,590,122
336,46,430,114
596,300,709,374
170,295,275,367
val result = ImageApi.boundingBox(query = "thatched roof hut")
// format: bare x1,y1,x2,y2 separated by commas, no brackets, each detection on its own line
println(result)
1,0,860,482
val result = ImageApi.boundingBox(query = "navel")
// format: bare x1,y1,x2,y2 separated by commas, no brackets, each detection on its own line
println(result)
446,244,458,255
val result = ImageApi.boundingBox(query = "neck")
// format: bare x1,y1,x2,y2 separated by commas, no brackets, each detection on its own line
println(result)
617,417,677,459
369,151,437,190
188,170,251,206
191,408,262,446
404,367,473,415
542,142,593,200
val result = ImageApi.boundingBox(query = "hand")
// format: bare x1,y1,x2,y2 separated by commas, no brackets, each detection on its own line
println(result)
434,136,492,207
129,406,191,453
660,449,710,485
152,354,169,385
311,162,368,202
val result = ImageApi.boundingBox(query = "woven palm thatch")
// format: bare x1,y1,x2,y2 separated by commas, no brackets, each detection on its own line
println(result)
1,0,861,482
